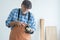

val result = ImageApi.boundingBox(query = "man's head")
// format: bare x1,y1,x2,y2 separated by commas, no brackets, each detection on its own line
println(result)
21,0,32,14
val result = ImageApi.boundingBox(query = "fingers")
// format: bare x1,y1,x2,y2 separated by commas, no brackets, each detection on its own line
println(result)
14,22,21,27
22,23,27,27
15,21,27,27
19,22,25,26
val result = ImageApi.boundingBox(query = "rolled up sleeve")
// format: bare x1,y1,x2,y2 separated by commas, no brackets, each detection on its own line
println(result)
28,13,36,31
5,9,15,27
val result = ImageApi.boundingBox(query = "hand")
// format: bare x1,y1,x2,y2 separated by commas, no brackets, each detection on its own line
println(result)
20,22,27,27
10,21,16,27
15,21,22,26
10,21,22,27
10,21,27,27
15,22,27,27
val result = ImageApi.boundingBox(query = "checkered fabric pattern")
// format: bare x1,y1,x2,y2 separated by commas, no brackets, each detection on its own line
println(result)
5,8,36,31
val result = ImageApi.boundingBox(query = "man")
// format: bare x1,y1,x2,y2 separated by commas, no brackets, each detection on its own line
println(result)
6,0,36,40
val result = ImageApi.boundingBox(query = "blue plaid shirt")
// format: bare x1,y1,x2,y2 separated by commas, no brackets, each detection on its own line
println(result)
5,8,36,31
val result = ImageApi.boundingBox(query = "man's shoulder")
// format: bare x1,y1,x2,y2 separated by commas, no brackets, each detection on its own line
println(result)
11,8,21,13
12,8,20,11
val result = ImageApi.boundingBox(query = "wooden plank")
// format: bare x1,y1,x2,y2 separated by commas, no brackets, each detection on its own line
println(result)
40,19,44,40
45,26,57,40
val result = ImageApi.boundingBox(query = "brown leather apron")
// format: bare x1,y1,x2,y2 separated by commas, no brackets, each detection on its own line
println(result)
9,25,31,40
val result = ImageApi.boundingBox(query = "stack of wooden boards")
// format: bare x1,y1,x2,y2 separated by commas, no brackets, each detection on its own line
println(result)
45,26,57,40
40,19,57,40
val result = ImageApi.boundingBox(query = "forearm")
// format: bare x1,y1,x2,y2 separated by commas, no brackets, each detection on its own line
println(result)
9,21,23,27
9,21,16,27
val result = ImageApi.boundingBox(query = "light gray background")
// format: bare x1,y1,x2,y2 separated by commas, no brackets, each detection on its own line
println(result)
0,0,60,40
